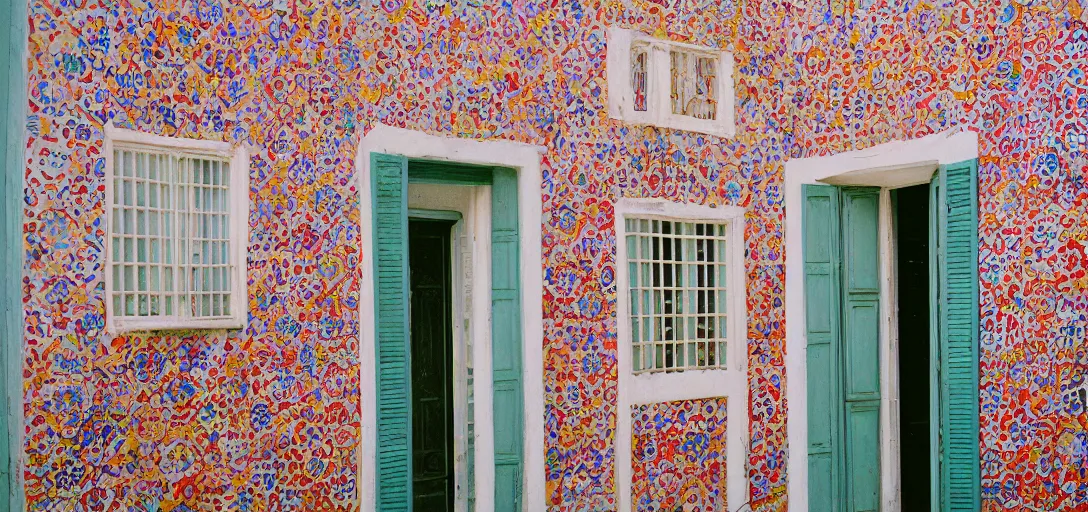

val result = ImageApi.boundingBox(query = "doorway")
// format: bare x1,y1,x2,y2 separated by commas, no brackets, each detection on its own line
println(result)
893,184,932,511
409,219,456,511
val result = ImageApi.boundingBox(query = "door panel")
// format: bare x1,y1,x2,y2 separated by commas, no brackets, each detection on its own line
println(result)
410,220,456,512
803,185,844,511
936,160,981,511
803,185,881,512
840,188,882,512
490,168,523,510
846,401,881,512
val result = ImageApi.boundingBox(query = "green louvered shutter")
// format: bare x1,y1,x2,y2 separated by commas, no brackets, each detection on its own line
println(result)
936,160,980,511
491,167,523,511
840,188,882,512
803,185,844,512
372,152,412,511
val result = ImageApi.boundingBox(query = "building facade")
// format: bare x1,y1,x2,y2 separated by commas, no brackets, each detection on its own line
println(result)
7,0,1088,510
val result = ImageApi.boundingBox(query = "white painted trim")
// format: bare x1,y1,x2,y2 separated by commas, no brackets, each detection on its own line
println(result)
102,123,249,333
356,125,545,512
878,189,900,512
784,129,978,512
606,27,736,138
614,197,749,512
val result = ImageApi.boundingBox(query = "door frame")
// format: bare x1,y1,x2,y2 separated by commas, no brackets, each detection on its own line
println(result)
356,125,545,512
784,129,978,512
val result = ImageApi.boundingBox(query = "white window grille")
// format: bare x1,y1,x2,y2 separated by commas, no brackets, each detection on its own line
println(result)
104,125,248,332
607,27,734,137
625,218,729,374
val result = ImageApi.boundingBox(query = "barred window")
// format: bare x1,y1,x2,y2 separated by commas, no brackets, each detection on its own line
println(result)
106,127,247,332
670,50,718,120
625,217,729,373
631,44,649,112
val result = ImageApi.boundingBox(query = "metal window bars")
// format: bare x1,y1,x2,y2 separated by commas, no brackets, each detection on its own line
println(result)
111,147,232,321
626,217,729,374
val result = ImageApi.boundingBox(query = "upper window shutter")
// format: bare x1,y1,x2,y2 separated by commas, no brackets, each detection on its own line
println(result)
371,152,412,511
803,184,844,512
936,159,981,511
490,167,524,511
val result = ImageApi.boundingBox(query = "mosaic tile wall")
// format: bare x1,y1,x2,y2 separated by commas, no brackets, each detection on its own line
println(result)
630,398,729,512
19,0,1088,510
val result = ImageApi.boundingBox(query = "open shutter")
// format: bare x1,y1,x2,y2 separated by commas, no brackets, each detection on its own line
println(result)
372,152,412,511
491,167,524,511
937,160,980,511
840,188,882,512
803,185,844,511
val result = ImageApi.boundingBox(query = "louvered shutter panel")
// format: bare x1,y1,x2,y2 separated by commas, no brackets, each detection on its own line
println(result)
840,188,882,512
372,152,412,511
937,160,981,511
491,167,524,511
803,185,844,511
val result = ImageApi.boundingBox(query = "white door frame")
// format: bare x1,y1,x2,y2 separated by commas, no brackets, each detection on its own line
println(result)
783,129,978,512
356,125,546,512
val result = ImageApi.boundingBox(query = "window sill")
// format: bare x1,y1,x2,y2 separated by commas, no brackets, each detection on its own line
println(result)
108,317,244,333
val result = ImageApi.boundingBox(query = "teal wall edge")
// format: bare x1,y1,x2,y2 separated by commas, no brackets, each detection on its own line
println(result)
1,0,28,508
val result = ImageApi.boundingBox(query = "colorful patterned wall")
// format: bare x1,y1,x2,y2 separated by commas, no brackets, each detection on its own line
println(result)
782,2,1088,510
19,0,1088,510
630,398,729,512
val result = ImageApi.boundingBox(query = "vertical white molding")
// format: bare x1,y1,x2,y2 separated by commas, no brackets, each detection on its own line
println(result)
878,189,901,512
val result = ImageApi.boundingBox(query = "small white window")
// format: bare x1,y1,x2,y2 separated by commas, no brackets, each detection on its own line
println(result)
614,198,748,512
104,125,248,332
607,27,735,137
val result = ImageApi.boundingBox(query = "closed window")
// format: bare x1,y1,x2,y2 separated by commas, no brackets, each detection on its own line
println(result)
625,217,729,373
105,126,248,332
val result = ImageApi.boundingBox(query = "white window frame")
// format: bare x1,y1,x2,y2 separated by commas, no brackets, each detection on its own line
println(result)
103,124,249,333
607,27,736,138
614,197,749,512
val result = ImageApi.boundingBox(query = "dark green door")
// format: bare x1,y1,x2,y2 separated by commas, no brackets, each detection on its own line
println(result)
409,219,456,512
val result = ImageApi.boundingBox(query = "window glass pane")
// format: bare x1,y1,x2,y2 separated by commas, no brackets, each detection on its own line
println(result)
670,50,717,120
626,216,729,373
631,45,648,112
109,146,233,324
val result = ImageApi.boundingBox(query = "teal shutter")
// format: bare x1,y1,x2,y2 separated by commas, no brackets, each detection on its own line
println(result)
372,153,413,511
803,186,881,512
1,0,26,505
490,167,523,511
936,160,980,511
840,188,882,512
803,185,844,512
